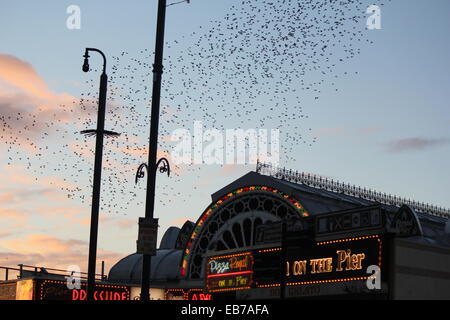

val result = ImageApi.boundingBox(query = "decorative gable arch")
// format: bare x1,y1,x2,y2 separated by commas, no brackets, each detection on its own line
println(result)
180,185,309,279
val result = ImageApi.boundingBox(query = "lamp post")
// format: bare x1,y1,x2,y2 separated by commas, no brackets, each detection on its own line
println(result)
82,48,119,301
136,0,191,301
138,0,168,301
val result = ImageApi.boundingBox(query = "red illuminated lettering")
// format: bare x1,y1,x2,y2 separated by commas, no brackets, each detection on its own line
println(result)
70,289,127,301
72,289,79,300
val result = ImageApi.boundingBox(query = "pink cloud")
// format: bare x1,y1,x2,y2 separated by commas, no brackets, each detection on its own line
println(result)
0,167,77,206
0,234,124,273
114,218,137,230
0,231,13,239
0,207,29,221
0,54,54,100
2,234,85,256
0,54,97,147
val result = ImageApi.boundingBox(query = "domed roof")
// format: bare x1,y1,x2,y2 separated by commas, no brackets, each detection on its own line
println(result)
159,226,180,249
108,249,182,284
108,223,194,285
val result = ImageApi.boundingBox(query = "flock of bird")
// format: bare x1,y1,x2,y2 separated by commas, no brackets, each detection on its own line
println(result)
2,0,391,215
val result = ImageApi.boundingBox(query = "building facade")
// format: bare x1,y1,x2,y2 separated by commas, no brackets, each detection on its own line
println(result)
2,164,449,300
108,164,450,300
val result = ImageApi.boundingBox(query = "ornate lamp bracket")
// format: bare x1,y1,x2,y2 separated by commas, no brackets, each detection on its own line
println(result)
135,157,170,184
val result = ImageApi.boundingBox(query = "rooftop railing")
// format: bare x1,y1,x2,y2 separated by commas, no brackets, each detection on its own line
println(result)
256,161,450,219
0,263,107,282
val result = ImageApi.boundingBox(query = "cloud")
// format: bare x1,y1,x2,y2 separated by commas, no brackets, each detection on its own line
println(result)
0,166,77,205
0,231,13,239
114,218,137,230
385,137,450,153
0,234,124,273
0,207,29,221
0,54,96,146
0,188,54,204
0,167,87,234
2,234,85,256
0,54,53,99
76,215,136,229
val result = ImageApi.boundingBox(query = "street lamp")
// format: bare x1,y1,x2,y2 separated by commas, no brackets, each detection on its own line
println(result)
81,48,119,301
136,0,190,301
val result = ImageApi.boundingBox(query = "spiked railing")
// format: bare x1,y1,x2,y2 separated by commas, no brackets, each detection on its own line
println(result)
256,161,450,219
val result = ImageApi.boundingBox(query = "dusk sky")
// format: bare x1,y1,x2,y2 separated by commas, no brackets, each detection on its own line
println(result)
1,0,449,275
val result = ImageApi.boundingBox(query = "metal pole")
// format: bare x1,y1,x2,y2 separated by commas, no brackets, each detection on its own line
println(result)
140,0,167,301
86,69,108,301
280,220,286,300
101,261,105,281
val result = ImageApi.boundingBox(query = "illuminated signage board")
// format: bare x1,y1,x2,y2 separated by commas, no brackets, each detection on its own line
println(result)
187,291,212,300
206,252,254,292
37,280,130,300
284,236,382,285
254,236,383,288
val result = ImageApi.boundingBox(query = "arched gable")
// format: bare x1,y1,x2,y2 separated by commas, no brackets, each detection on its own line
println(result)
180,185,309,279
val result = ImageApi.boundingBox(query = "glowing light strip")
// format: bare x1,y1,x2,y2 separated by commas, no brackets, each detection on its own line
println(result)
256,283,280,288
258,248,281,253
181,185,309,276
317,235,379,245
39,280,129,300
286,277,370,286
40,279,125,289
378,238,382,268
258,276,377,288
209,286,251,293
208,252,252,260
207,271,253,279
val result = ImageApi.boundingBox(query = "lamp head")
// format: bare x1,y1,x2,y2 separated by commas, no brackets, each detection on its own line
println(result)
82,50,90,72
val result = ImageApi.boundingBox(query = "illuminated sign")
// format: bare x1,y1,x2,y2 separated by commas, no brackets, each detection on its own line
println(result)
206,252,254,292
72,289,128,301
37,280,130,300
180,185,309,277
187,291,212,300
285,236,381,285
254,236,383,288
165,289,212,300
